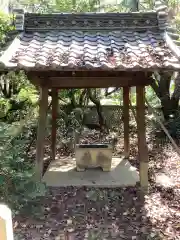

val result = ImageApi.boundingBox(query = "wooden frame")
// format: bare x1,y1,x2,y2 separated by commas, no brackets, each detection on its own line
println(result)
51,88,58,161
33,70,149,192
123,87,130,158
28,71,152,88
136,86,149,193
35,86,48,180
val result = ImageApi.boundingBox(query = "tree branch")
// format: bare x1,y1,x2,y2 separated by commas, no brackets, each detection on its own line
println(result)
172,72,180,99
87,89,107,131
79,89,86,106
105,87,120,96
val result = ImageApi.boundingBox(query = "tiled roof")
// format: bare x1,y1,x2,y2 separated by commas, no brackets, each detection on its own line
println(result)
0,11,180,71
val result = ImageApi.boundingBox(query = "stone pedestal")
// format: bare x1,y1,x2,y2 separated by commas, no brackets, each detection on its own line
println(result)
75,144,113,171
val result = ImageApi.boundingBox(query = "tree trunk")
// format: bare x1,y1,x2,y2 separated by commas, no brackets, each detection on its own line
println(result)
170,96,179,117
151,71,180,121
79,89,87,106
158,71,172,121
136,86,149,194
87,89,108,132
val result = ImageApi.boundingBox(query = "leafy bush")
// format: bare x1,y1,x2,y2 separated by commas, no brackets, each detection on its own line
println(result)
0,11,37,122
0,112,46,215
0,71,37,122
0,11,13,48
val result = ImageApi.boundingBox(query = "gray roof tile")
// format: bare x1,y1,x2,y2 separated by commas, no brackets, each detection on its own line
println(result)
0,12,180,71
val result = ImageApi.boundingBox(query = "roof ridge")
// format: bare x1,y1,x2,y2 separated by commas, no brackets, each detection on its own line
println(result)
12,8,164,32
154,0,180,46
23,11,159,32
154,1,168,31
12,9,24,31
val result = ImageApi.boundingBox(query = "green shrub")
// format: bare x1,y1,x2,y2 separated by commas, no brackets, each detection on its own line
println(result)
0,113,46,215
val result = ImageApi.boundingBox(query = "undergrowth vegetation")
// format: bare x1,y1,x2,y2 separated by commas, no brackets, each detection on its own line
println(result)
0,103,47,215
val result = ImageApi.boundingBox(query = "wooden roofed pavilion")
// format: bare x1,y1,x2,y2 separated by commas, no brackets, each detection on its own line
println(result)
1,6,180,193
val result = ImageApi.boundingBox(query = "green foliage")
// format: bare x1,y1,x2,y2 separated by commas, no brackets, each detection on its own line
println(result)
0,115,46,214
145,86,161,107
174,11,180,34
11,0,142,13
11,0,99,12
0,71,37,122
0,12,37,122
0,11,14,47
54,0,99,12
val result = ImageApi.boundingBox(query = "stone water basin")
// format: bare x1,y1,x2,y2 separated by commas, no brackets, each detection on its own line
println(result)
75,143,113,171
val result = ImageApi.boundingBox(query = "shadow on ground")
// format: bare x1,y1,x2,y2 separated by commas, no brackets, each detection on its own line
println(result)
14,186,161,240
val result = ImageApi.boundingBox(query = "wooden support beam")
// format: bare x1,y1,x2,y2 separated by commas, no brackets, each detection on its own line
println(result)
35,86,48,180
51,88,58,161
123,87,130,158
136,86,149,193
29,74,152,88
47,76,148,88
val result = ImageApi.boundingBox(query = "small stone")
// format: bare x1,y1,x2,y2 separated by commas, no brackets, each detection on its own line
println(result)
123,212,128,215
155,172,174,187
55,236,61,240
67,219,72,225
36,225,43,229
67,228,74,232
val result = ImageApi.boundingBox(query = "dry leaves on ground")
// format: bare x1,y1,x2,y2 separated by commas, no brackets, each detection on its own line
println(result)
16,125,180,240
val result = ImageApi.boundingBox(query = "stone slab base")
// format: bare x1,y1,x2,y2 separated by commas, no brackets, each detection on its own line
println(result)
42,157,139,187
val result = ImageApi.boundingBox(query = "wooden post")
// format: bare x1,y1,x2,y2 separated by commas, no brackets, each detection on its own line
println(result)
35,86,48,180
51,88,58,161
123,87,130,158
136,86,149,193
0,204,14,240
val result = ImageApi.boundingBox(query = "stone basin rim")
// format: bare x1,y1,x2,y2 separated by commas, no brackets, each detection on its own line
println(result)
76,143,112,148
